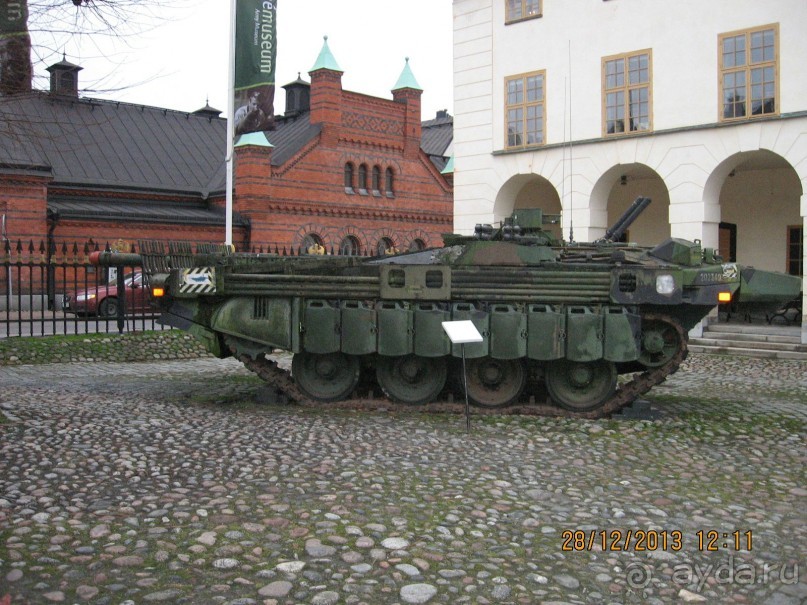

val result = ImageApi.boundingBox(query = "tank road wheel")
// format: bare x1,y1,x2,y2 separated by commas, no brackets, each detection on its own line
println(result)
546,359,617,413
292,352,360,402
638,319,684,368
465,357,526,408
376,355,447,405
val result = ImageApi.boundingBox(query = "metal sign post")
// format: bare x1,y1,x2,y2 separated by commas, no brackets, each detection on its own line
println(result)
442,320,483,433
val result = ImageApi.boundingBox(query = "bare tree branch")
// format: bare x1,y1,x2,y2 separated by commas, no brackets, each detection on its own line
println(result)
3,0,198,95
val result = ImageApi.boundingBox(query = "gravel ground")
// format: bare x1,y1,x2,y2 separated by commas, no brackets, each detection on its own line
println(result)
1,353,805,605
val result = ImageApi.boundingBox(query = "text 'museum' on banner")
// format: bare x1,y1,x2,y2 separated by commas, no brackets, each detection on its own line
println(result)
233,0,276,135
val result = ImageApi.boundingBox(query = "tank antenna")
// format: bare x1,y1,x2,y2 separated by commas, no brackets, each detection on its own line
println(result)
561,76,567,238
567,40,575,244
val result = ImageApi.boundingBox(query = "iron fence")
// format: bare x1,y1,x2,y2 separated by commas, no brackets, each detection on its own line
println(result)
1,238,374,338
1,240,165,338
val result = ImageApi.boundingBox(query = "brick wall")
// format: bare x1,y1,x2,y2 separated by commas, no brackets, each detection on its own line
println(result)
52,220,231,249
235,65,452,253
0,173,50,243
1,64,451,256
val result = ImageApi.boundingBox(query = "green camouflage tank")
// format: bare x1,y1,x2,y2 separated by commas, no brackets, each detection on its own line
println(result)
93,197,802,417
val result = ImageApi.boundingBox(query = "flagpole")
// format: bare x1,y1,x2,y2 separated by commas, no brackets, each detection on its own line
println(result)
225,0,236,246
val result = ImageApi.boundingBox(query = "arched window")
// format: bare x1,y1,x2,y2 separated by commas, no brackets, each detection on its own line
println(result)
408,238,425,252
302,233,325,255
385,167,395,197
372,165,381,194
376,237,395,256
358,164,368,194
344,163,355,192
339,235,361,256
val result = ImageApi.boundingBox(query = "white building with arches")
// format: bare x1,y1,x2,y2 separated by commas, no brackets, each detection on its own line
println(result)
452,0,806,341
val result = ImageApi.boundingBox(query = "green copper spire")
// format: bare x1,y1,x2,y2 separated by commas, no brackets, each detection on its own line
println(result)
392,57,422,91
310,35,342,72
441,155,454,175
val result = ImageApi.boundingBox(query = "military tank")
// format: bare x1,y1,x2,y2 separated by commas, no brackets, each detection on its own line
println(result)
92,197,802,418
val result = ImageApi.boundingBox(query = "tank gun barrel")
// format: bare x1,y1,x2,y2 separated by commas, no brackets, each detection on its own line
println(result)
603,196,652,242
89,251,144,267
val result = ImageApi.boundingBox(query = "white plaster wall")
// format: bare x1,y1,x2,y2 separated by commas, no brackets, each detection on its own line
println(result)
453,0,806,334
488,0,807,144
453,0,807,226
453,0,495,231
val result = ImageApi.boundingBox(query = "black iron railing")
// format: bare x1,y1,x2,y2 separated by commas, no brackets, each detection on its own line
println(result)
1,240,164,338
1,238,374,338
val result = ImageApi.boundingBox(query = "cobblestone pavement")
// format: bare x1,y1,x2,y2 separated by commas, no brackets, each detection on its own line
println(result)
1,354,805,605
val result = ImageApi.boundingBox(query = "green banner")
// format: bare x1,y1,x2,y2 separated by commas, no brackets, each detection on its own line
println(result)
233,0,276,135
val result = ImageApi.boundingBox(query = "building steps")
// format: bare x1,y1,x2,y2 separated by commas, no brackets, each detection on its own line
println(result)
689,322,807,360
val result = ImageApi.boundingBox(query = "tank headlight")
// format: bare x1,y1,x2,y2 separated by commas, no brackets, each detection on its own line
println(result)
656,274,676,295
718,291,732,303
152,287,165,298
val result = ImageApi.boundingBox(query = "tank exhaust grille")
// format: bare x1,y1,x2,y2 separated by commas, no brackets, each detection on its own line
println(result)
618,273,637,293
253,297,271,319
425,270,444,288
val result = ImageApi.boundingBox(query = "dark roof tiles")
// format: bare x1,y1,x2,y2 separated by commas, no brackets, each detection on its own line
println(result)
48,195,247,226
0,92,452,196
421,117,453,159
0,92,226,195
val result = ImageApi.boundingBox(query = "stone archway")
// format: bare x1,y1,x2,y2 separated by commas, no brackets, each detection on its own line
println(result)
591,164,670,246
493,174,562,240
705,150,803,273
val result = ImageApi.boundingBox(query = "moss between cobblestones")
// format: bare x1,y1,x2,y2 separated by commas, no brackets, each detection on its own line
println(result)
0,330,212,365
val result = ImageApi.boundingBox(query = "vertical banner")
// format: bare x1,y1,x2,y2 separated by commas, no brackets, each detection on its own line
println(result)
233,0,277,135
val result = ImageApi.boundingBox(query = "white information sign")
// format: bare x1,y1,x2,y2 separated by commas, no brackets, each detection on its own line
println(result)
441,320,483,345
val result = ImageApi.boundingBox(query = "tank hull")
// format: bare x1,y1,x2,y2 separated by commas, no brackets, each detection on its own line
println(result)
91,209,802,417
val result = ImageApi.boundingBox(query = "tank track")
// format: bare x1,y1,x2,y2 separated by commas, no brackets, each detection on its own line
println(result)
236,313,687,420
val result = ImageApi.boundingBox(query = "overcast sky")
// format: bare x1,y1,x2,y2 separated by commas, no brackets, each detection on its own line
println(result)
31,0,454,121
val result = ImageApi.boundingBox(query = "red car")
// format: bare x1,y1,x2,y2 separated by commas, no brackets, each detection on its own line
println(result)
63,271,151,317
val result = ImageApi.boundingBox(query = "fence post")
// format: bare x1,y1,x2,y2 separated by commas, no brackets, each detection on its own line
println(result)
116,268,126,334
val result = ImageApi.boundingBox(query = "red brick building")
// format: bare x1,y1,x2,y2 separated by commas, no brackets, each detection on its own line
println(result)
0,43,453,257
233,39,453,254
